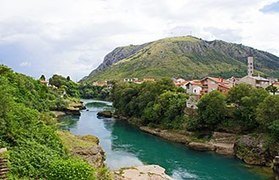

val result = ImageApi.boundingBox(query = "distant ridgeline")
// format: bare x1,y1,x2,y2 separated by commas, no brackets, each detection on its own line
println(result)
81,36,279,83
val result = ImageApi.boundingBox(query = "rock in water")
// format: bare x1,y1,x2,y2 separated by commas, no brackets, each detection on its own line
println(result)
114,165,172,180
97,111,113,118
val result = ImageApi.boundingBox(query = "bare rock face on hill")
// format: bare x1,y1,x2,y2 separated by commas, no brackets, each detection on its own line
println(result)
81,36,279,82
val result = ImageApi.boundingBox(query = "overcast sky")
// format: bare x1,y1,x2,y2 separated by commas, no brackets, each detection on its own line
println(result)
0,0,279,81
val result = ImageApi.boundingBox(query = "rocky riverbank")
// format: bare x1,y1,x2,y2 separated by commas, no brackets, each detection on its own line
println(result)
52,100,86,117
57,131,105,168
140,126,278,177
99,111,279,177
140,127,235,156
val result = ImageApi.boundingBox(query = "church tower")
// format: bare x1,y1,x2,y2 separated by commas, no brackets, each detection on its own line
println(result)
247,56,254,76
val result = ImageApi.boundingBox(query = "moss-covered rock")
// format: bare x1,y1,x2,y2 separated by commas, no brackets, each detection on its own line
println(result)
234,134,272,166
57,131,104,168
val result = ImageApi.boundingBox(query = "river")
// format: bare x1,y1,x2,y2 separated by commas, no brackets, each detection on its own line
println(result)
59,100,269,180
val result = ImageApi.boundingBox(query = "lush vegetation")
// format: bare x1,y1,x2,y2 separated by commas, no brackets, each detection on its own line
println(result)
112,79,188,128
79,84,111,100
49,74,80,98
48,74,111,100
83,36,279,82
112,80,279,141
0,65,107,179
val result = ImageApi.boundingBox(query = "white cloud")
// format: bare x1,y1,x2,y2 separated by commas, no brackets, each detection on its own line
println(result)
0,0,278,80
19,61,31,67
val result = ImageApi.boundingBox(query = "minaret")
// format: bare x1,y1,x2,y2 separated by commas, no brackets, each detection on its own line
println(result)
247,56,254,76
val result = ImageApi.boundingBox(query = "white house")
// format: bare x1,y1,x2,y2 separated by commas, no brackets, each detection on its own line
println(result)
184,80,202,96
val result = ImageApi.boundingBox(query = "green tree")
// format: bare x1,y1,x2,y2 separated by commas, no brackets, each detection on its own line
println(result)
39,75,46,81
266,85,278,95
257,95,279,140
67,76,71,81
227,84,269,130
197,91,227,129
143,91,188,128
256,95,279,126
227,83,253,106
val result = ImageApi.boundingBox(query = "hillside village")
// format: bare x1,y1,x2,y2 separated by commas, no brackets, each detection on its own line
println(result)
91,56,279,104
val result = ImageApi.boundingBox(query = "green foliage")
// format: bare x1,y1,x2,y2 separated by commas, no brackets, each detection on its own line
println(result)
47,158,95,180
49,74,80,97
197,91,227,129
256,95,279,127
266,85,278,95
227,84,269,130
0,65,67,112
268,120,279,140
143,91,188,128
0,65,102,179
39,74,46,81
79,84,111,100
112,79,188,128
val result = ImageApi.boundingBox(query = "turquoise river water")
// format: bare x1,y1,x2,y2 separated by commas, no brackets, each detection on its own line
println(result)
60,100,270,180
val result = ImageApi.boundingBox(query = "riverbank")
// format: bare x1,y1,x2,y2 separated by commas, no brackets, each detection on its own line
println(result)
52,100,85,117
105,112,278,177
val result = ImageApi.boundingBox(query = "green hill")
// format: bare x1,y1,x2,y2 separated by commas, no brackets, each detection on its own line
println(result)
82,36,279,82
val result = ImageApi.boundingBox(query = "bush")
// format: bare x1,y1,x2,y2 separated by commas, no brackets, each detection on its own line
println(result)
47,158,95,180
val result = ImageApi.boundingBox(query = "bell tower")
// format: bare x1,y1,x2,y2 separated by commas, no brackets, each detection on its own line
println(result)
247,56,254,76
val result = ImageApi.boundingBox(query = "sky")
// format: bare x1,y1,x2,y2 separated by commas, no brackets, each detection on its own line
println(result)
0,0,279,81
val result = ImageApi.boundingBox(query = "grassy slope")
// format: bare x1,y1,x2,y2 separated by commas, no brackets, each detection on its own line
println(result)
85,36,278,82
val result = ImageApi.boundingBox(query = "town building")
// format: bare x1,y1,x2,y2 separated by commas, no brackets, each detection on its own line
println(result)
92,81,108,87
124,78,139,83
200,77,230,96
237,57,272,88
184,80,202,96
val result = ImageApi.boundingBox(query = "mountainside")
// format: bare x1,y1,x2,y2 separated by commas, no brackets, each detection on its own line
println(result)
82,36,279,82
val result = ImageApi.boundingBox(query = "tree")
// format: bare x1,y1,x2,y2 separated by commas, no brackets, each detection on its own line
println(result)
227,83,253,106
257,95,279,140
197,91,227,129
227,84,269,130
266,85,278,95
66,76,71,81
143,91,188,128
39,75,46,81
256,95,279,126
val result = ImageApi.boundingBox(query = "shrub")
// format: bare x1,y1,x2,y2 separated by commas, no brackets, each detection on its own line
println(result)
47,158,96,180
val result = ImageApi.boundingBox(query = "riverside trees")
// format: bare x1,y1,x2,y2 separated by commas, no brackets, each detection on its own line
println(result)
112,78,188,128
0,65,99,179
112,79,279,140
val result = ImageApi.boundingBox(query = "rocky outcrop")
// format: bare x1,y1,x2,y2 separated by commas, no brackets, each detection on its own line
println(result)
51,111,66,118
234,135,272,166
209,132,236,155
188,142,215,151
97,111,113,118
113,165,172,180
140,127,191,144
57,131,105,168
82,43,150,82
140,127,236,156
72,145,105,168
